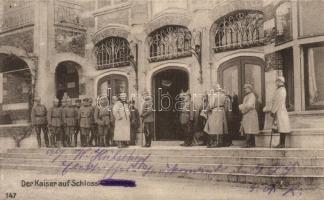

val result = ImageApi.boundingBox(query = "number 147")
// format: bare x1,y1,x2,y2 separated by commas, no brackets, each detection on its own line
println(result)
6,193,16,199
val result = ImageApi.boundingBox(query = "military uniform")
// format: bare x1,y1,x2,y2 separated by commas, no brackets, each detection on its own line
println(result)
47,100,63,147
74,99,81,147
179,93,194,147
130,102,140,145
141,95,154,147
62,100,78,147
94,106,112,146
78,98,93,147
204,85,229,147
88,98,98,146
31,99,49,148
60,99,67,147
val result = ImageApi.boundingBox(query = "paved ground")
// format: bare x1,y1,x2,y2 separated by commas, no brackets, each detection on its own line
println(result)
0,169,323,200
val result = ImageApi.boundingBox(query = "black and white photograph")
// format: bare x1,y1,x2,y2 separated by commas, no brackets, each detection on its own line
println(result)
0,0,323,199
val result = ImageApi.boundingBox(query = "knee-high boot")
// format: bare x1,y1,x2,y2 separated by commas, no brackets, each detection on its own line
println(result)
274,133,285,148
36,134,41,148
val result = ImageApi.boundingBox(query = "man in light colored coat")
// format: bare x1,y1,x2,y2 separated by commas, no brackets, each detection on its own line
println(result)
270,76,291,148
204,84,228,148
239,84,259,148
113,93,131,148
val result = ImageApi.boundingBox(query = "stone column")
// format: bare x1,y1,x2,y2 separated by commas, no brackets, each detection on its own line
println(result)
291,1,303,111
33,0,55,108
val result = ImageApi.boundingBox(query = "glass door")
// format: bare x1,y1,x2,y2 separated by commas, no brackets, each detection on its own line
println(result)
219,57,265,139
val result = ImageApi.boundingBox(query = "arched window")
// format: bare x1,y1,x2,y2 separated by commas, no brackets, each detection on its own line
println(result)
94,37,131,70
275,1,292,44
148,25,192,62
213,10,265,52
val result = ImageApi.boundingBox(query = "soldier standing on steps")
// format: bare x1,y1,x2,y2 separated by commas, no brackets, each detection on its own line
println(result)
141,91,154,147
94,97,112,147
204,84,228,148
31,97,49,148
47,99,63,147
73,99,81,147
179,92,195,147
60,97,68,147
79,98,93,147
130,99,140,145
62,98,78,147
88,98,98,147
107,95,118,146
266,76,291,148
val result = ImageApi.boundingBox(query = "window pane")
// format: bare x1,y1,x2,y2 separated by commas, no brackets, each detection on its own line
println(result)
244,64,262,102
275,2,292,44
307,46,324,108
299,1,324,37
223,66,239,97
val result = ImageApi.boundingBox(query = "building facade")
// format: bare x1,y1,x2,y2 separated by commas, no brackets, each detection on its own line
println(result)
0,0,323,148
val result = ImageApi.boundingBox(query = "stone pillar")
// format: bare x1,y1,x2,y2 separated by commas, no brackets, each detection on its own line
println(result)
291,1,303,111
33,0,55,108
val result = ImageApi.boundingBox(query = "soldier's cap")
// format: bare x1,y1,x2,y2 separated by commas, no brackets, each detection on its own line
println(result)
119,93,127,98
243,83,253,90
142,89,149,96
276,76,285,83
75,99,81,103
53,98,59,103
213,83,222,91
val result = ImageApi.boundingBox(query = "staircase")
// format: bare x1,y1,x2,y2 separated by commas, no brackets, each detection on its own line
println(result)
0,147,323,188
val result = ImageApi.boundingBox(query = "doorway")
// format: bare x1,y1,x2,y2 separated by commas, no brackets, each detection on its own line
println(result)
152,68,189,141
218,56,265,139
55,61,80,102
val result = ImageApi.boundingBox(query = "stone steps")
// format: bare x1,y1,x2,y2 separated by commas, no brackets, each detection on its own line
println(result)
1,147,323,188
1,157,323,176
6,147,324,157
1,153,323,166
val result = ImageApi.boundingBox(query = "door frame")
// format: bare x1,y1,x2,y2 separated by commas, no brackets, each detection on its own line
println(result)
151,67,190,141
218,56,265,104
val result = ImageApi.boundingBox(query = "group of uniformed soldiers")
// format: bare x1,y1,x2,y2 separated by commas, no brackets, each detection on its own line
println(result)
30,92,153,148
31,96,119,148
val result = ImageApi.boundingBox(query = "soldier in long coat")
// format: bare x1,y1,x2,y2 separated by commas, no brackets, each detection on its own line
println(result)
31,97,49,148
47,99,63,147
179,92,195,147
239,84,259,148
204,84,228,148
78,98,93,147
270,76,291,148
62,98,78,147
113,93,131,148
141,91,154,147
94,97,112,147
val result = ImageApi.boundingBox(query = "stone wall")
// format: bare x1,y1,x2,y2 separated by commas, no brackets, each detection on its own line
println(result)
0,28,34,53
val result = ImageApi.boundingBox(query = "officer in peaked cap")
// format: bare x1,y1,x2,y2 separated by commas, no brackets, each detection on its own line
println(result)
78,98,93,147
62,98,78,147
31,97,49,148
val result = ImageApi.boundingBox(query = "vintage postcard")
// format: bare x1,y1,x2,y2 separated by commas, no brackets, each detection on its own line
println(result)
0,0,323,199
